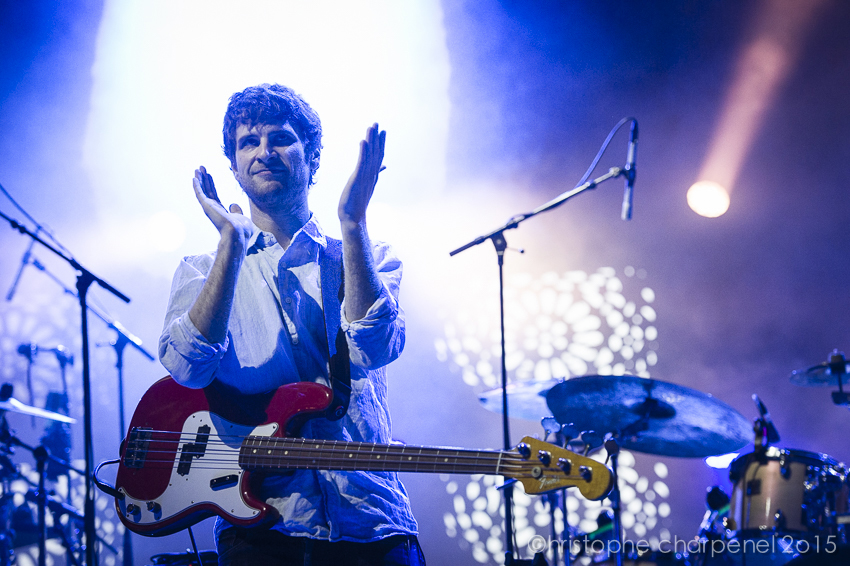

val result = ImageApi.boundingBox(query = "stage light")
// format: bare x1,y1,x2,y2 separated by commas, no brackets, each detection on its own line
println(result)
687,181,730,218
694,0,824,216
83,0,450,275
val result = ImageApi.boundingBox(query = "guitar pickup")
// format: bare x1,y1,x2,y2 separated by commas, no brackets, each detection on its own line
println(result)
177,425,212,476
210,474,239,491
124,428,152,469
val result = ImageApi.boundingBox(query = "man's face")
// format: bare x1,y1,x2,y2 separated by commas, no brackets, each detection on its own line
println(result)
232,121,313,207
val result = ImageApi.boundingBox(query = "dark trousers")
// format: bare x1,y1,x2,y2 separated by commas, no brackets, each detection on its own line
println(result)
217,527,426,566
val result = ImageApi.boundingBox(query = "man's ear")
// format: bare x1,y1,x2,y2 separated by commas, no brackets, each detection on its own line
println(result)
231,162,244,187
308,151,320,183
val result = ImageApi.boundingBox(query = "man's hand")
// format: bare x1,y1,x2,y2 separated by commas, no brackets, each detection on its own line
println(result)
188,166,253,344
193,166,253,247
338,125,386,322
338,124,386,229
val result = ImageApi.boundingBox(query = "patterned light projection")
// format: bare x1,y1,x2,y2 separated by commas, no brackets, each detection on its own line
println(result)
435,267,658,389
435,267,669,564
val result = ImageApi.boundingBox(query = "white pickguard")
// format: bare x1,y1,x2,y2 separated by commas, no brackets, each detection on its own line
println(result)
118,411,278,528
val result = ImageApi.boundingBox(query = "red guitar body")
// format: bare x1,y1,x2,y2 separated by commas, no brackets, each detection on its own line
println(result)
115,376,332,536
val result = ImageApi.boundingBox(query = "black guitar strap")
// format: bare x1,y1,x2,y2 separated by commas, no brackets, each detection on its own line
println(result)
319,237,350,420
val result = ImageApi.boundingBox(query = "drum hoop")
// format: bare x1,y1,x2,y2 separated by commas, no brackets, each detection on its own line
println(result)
730,447,839,477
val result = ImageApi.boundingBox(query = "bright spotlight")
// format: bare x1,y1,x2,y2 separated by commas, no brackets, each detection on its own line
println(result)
687,181,730,218
705,452,739,469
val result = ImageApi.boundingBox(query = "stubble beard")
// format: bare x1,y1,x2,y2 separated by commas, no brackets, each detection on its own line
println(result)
238,167,310,215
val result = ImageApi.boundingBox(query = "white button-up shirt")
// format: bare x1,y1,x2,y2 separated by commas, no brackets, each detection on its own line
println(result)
159,215,417,542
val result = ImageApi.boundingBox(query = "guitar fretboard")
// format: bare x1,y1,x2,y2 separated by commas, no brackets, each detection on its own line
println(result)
239,437,528,477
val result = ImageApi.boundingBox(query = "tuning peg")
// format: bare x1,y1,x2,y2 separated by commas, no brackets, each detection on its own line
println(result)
541,416,560,442
603,433,619,465
517,442,532,459
560,423,579,444
579,431,603,456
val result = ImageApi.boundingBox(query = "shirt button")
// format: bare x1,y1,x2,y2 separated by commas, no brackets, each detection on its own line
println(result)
292,337,299,345
285,297,292,304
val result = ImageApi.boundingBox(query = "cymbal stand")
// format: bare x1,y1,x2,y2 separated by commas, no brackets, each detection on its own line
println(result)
102,330,154,566
603,435,624,566
111,333,134,566
542,419,578,566
15,344,37,427
54,346,73,397
827,351,850,407
0,427,16,566
1,209,131,566
34,445,47,566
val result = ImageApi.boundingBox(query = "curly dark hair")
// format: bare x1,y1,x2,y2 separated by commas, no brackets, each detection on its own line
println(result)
222,84,322,185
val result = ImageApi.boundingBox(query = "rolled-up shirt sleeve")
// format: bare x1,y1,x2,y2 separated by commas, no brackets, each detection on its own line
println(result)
158,254,228,389
340,241,405,370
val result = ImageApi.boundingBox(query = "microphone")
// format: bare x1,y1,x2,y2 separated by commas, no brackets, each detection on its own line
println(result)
6,231,39,302
621,120,638,221
17,342,38,361
51,345,74,366
752,394,780,444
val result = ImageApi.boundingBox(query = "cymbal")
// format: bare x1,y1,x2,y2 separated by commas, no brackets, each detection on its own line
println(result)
479,379,558,421
546,375,751,458
790,351,850,387
0,397,75,424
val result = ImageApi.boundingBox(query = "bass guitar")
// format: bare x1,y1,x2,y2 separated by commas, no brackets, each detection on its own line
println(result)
99,376,613,537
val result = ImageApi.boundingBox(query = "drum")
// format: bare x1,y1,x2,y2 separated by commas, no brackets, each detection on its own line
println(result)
728,447,846,536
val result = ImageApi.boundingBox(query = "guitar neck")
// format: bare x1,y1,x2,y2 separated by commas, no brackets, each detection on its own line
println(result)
240,436,521,477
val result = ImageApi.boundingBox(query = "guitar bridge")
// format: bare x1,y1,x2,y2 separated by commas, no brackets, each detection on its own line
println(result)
124,428,152,469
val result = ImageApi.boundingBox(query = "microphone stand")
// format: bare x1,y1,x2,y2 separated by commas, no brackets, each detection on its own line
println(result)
10,254,152,364
2,209,131,566
450,166,628,564
108,326,153,566
5,225,154,564
5,227,39,302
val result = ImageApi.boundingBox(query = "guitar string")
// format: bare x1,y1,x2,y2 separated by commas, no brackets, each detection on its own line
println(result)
123,450,587,480
132,433,524,458
131,430,590,463
127,440,540,469
126,433,595,473
122,431,598,482
129,451,529,469
121,452,589,480
134,439,544,468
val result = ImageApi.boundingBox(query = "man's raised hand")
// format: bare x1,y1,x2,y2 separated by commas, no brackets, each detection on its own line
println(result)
338,123,386,229
192,166,253,246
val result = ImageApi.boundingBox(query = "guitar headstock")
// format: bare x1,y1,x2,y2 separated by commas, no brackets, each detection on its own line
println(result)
507,436,613,501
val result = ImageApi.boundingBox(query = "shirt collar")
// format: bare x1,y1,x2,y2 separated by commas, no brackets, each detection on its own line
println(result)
246,213,327,254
